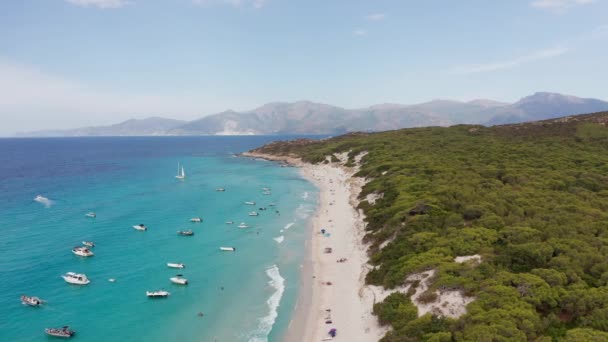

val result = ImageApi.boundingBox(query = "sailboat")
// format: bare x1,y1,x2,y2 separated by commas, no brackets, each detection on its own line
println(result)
175,163,185,180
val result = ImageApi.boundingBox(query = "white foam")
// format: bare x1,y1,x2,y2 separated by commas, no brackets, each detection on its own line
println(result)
248,265,285,342
283,222,295,230
273,236,285,244
295,204,313,220
301,191,309,199
34,197,53,207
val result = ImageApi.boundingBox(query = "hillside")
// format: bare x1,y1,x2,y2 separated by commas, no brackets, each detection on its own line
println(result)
18,117,186,137
250,111,608,341
17,92,608,137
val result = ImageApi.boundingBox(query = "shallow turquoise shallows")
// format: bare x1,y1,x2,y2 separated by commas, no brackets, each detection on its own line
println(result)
0,136,318,342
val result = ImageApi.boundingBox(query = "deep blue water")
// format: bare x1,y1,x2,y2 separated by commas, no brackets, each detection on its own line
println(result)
0,136,319,342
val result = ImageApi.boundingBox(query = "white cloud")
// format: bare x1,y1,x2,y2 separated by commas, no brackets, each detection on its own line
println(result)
531,0,595,12
449,47,568,74
353,28,367,36
192,0,267,8
65,0,132,9
366,13,386,21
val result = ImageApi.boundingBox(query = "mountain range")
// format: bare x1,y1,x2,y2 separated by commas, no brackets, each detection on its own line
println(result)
16,92,608,137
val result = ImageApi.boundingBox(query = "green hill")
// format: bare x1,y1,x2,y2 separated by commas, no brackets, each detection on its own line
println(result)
251,111,608,341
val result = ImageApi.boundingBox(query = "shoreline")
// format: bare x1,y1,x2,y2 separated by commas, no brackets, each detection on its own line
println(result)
242,151,386,342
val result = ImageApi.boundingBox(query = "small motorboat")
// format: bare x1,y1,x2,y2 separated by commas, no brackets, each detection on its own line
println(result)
72,246,94,257
146,290,170,298
215,188,226,192
170,274,188,285
167,263,185,269
248,211,259,216
175,162,185,180
45,326,75,338
85,212,96,218
108,278,116,282
262,191,271,195
82,241,95,247
261,187,271,191
244,201,256,205
190,217,202,222
225,221,234,224
177,230,194,236
220,247,236,252
62,272,90,285
21,295,44,306
34,195,49,203
268,203,276,207
133,224,147,231
237,223,249,229
259,207,267,211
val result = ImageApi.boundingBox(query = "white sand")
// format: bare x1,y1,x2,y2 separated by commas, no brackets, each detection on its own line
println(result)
243,151,385,341
242,151,474,340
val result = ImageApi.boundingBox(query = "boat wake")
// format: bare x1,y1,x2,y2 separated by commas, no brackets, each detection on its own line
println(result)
34,195,53,207
248,265,285,342
273,236,285,244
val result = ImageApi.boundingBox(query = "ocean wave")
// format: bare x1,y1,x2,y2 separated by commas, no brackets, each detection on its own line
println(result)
295,204,313,220
248,265,285,342
273,235,285,244
283,222,295,230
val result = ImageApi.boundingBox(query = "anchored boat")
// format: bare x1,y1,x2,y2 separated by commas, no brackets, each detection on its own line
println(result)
220,247,236,252
133,224,147,231
170,274,188,285
45,326,75,338
146,290,170,298
167,263,185,269
72,246,94,257
21,295,44,306
177,230,194,236
190,217,202,222
62,272,90,285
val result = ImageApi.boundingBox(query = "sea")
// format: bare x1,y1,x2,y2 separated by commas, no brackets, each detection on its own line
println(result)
0,136,320,342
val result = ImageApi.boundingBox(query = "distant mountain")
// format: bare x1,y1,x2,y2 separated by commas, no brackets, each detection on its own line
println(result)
16,92,608,136
485,92,608,125
18,117,186,137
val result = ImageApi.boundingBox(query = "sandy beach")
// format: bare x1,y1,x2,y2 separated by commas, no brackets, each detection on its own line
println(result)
243,152,386,342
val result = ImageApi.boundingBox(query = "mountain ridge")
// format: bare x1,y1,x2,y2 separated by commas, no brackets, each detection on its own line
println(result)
16,92,608,137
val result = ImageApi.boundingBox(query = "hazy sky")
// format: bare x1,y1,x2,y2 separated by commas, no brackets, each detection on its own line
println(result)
0,0,607,135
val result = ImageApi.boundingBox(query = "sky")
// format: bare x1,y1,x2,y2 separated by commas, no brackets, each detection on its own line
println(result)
0,0,607,135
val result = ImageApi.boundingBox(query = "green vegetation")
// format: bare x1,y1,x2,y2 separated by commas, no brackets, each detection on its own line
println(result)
253,112,608,341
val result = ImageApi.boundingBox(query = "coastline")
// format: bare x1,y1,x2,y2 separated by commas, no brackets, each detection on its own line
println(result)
242,151,387,342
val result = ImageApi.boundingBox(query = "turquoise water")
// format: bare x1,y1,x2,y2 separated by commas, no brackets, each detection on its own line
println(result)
0,137,318,341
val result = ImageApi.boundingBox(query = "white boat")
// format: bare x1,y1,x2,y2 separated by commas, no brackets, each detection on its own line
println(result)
21,295,44,306
244,201,256,205
237,222,249,229
220,247,236,251
146,290,170,298
62,272,90,285
262,191,271,195
190,217,202,222
167,263,185,269
170,274,188,285
261,187,271,191
133,224,147,231
82,241,95,247
85,212,96,218
45,326,75,338
215,188,225,192
72,246,94,257
108,278,116,282
248,211,259,216
175,162,185,180
34,195,49,202
225,221,234,224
